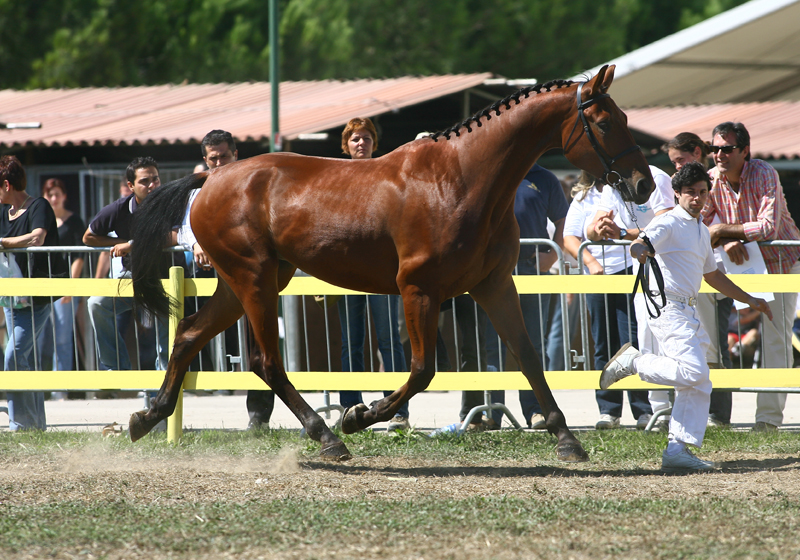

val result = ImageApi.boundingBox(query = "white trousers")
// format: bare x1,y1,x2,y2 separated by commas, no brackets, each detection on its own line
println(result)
754,259,800,425
633,300,712,448
634,293,672,414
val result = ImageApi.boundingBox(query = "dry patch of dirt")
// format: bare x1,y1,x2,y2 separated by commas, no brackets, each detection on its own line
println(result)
1,446,799,506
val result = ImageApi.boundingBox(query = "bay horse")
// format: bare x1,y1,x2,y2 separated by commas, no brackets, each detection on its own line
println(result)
129,64,653,462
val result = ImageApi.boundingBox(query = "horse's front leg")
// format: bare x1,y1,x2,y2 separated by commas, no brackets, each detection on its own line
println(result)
341,286,438,433
129,280,243,441
471,274,588,462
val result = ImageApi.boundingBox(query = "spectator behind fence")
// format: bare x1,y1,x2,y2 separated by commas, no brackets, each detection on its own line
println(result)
83,157,169,372
600,161,772,471
0,156,67,431
483,163,568,429
94,180,132,281
663,132,734,427
36,179,86,381
337,117,409,432
702,121,800,432
587,164,674,426
545,173,581,372
174,129,275,431
563,172,652,430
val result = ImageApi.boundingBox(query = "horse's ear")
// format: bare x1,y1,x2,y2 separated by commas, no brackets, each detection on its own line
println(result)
583,65,609,98
599,65,616,93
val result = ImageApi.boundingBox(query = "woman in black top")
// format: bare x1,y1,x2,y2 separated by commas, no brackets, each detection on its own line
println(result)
38,178,85,375
0,156,63,431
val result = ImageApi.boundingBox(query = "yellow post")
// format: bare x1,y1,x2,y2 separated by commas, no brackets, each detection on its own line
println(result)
167,266,184,442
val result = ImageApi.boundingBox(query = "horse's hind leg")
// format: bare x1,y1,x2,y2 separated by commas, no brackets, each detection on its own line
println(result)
470,275,588,462
342,285,438,433
129,279,243,441
225,262,351,461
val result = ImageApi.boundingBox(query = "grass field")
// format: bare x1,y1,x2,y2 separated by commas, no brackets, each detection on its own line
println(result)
1,427,799,559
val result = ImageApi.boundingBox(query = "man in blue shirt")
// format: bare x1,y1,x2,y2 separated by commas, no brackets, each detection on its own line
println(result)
83,157,169,372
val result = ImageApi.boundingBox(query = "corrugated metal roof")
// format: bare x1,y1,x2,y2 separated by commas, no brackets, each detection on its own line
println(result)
0,74,493,149
579,0,800,106
625,102,800,159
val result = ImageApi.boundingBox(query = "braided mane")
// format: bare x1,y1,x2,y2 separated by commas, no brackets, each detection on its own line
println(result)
430,79,574,142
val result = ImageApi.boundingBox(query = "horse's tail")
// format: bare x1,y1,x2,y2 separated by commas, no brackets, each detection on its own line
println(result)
131,172,208,317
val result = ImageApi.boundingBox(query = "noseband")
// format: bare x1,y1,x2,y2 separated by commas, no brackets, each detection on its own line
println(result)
574,82,641,188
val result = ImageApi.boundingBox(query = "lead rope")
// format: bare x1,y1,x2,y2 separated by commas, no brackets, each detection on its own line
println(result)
619,187,666,319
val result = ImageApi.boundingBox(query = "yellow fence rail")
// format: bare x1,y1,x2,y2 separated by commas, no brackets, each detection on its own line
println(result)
1,267,798,440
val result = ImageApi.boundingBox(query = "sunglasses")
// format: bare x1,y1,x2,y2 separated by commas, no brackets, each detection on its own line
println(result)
709,144,743,154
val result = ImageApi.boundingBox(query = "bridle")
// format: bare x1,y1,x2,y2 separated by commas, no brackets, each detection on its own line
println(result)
571,82,666,318
570,82,642,189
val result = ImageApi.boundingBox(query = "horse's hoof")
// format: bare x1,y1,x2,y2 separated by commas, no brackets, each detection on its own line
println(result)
341,403,368,434
556,441,590,463
319,441,352,462
129,410,152,443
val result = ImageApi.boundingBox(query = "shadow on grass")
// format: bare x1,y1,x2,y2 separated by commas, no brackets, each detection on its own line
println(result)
300,454,800,479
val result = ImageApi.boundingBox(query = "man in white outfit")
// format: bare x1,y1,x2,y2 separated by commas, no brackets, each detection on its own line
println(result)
600,162,772,472
587,165,674,427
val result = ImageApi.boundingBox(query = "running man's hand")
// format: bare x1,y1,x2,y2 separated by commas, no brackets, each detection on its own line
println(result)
629,239,654,264
748,297,773,321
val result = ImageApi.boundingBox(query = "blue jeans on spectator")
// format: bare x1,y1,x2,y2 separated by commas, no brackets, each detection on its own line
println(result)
486,263,551,425
587,275,651,420
5,303,51,431
36,297,79,371
452,295,495,423
88,295,168,370
546,294,581,371
708,296,734,423
338,294,409,418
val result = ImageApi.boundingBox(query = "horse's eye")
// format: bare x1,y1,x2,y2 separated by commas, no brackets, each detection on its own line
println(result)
596,120,611,132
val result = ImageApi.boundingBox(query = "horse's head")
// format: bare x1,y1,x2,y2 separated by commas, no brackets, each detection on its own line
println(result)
562,65,653,204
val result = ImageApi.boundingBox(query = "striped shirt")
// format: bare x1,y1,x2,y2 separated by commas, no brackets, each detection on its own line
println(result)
702,159,800,274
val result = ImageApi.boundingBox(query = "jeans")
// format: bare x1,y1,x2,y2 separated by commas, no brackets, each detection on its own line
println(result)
88,295,168,370
703,296,733,423
5,303,51,431
36,297,79,371
485,264,550,424
338,294,409,418
587,281,651,420
546,294,580,371
450,295,496,423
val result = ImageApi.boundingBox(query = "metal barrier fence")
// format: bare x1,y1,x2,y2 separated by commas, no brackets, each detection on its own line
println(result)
1,240,798,440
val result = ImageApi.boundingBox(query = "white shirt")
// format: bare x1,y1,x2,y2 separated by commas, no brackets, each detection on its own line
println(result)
645,205,717,299
592,165,674,234
564,186,630,274
176,188,201,251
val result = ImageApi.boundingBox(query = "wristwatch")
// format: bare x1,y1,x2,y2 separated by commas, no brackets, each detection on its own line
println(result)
618,228,628,240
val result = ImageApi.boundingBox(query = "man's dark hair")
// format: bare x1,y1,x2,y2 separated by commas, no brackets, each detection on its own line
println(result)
672,161,711,191
201,129,236,156
661,132,709,159
712,121,751,161
0,155,26,191
126,156,159,184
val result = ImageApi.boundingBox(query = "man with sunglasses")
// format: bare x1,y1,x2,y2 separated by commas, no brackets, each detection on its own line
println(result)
702,121,800,432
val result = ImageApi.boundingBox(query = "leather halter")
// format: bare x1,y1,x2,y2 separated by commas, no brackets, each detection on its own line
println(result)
574,82,666,318
575,82,642,188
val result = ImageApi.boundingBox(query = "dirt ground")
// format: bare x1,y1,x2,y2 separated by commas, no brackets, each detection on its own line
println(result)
3,446,800,559
3,446,800,505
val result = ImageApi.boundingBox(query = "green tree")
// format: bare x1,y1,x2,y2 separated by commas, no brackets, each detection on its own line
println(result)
0,0,753,89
